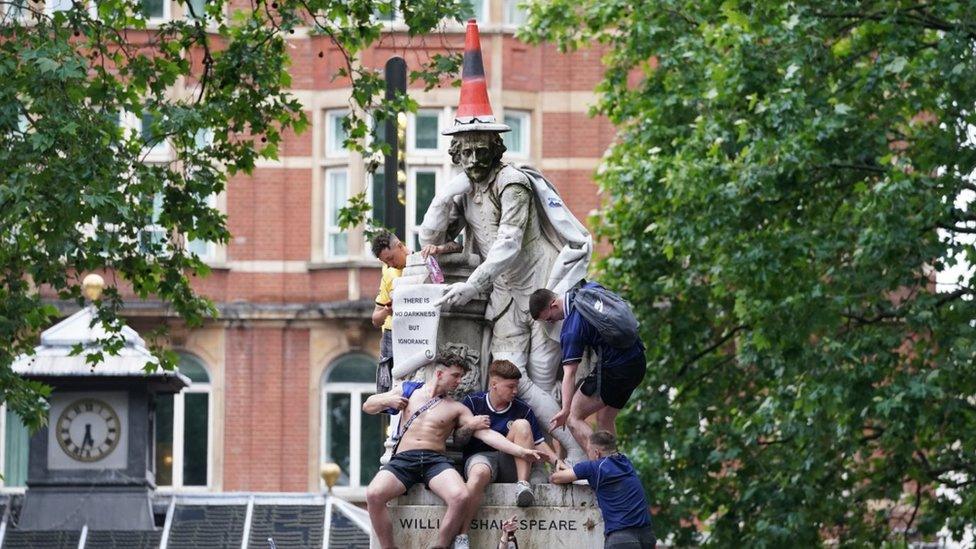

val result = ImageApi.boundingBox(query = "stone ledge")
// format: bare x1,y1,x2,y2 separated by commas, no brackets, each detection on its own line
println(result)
395,482,596,507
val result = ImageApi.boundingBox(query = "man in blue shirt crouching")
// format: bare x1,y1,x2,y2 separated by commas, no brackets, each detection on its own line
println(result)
550,430,655,548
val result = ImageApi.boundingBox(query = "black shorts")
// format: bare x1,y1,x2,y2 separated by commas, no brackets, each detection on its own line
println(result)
605,525,656,548
579,359,646,409
381,449,455,491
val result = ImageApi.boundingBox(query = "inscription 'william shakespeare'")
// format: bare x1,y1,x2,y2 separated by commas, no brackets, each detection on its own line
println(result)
397,518,579,531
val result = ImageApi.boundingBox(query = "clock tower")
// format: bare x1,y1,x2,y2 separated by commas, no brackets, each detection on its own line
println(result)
12,275,189,531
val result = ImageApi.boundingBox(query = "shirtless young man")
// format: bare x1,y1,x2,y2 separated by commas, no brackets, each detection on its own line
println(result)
363,354,543,549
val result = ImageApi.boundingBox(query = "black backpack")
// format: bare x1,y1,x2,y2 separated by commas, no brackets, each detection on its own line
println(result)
568,284,640,348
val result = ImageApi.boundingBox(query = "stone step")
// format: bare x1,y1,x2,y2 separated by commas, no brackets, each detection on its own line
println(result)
375,484,605,549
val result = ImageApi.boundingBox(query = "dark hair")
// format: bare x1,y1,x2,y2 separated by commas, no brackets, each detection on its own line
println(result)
448,131,506,166
589,430,617,452
529,288,558,320
370,230,397,259
435,350,470,372
488,359,521,381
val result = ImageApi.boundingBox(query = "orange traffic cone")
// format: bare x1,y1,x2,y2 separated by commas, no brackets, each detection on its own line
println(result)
443,19,511,135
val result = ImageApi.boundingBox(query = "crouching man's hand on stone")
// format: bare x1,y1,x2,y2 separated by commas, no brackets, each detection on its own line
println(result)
434,282,479,307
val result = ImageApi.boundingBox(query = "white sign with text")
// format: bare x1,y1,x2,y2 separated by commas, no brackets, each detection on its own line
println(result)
391,283,446,379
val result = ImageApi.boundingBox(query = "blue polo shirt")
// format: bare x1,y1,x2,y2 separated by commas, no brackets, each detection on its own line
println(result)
461,392,545,458
561,282,645,369
573,453,652,535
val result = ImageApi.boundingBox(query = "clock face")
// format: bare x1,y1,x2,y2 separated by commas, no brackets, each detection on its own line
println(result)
56,398,121,462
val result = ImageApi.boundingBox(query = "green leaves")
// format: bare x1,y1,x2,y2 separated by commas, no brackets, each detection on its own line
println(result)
527,0,976,545
1,0,463,434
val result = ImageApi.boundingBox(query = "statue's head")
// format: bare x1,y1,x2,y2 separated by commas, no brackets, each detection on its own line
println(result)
448,131,507,184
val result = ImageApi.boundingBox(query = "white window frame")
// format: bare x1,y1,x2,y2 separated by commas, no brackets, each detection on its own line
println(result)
156,359,213,492
503,110,531,158
0,403,27,493
325,109,350,158
45,0,73,14
186,192,218,261
141,0,171,24
119,111,172,163
183,0,208,21
371,0,404,25
184,129,219,262
406,167,440,251
325,167,350,260
4,0,32,19
463,0,488,22
503,0,527,26
408,109,443,154
139,191,169,255
0,403,6,490
363,169,385,255
320,381,375,493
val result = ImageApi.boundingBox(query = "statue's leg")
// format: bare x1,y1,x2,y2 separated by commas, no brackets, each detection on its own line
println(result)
493,347,587,464
492,304,587,463
527,317,560,394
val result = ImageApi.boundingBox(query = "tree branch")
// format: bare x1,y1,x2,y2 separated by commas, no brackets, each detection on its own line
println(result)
677,324,747,377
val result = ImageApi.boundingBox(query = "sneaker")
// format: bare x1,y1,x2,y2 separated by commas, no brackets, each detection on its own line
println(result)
515,480,535,507
453,534,470,549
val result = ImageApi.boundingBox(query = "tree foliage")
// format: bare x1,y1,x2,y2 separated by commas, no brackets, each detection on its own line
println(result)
523,1,976,545
0,0,463,430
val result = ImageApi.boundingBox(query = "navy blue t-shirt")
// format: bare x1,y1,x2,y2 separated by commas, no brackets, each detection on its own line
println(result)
560,282,645,369
573,453,652,535
461,392,545,457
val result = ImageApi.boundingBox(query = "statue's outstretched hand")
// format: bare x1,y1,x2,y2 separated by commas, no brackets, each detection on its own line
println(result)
434,282,478,307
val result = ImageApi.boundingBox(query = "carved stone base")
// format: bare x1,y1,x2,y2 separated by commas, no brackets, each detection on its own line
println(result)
372,484,604,549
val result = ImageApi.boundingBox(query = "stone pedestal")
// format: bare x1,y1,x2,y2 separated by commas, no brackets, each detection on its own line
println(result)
373,484,604,549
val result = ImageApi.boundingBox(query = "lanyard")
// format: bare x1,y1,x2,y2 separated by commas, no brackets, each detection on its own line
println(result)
391,396,443,455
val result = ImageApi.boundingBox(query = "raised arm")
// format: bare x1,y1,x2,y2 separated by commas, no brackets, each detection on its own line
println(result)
437,182,531,307
362,389,407,415
419,173,469,247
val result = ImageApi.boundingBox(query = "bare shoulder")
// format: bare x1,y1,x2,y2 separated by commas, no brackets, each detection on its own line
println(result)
442,399,469,418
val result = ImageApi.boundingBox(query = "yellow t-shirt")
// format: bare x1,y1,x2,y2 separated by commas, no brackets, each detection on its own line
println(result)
376,264,403,331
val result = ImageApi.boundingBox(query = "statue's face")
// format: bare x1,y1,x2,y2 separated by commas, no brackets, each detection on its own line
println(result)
455,133,497,183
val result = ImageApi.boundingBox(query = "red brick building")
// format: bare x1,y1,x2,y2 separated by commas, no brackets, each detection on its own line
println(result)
0,2,615,502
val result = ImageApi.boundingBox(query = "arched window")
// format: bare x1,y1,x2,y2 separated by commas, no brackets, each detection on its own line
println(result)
321,353,384,489
155,352,212,488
